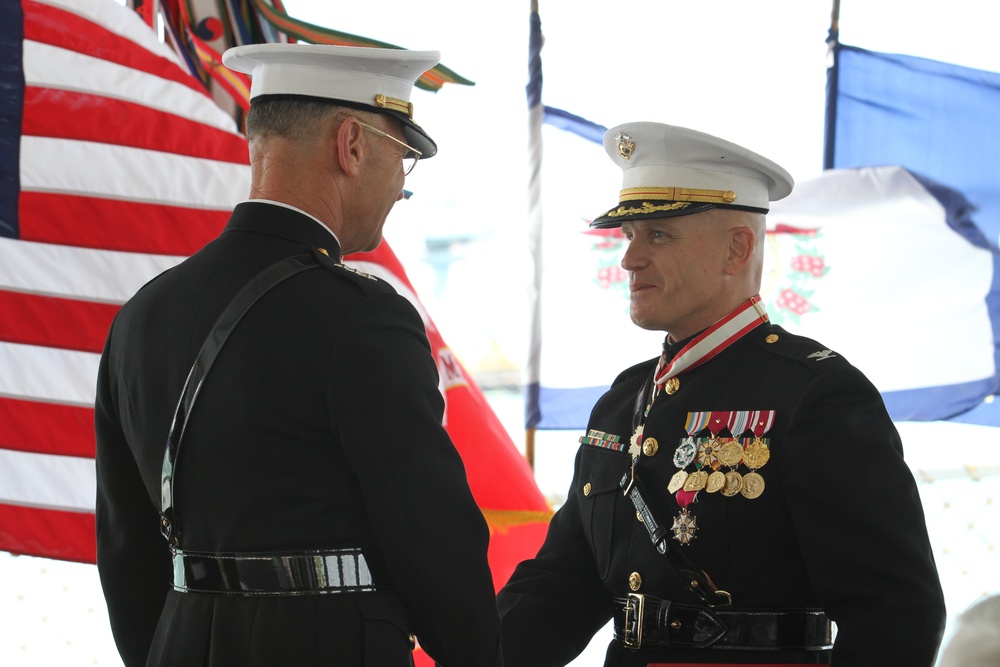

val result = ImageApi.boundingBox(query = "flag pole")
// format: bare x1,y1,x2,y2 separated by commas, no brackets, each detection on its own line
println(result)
828,0,840,44
823,0,841,170
525,427,536,470
525,0,544,471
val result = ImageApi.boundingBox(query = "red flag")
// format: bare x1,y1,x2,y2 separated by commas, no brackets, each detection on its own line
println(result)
0,0,549,627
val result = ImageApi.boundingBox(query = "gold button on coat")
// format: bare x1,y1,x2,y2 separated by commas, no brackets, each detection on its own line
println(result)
628,572,642,591
642,437,658,457
583,483,592,496
766,334,779,343
665,377,680,394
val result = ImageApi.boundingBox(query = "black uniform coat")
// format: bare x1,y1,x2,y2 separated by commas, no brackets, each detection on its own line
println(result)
95,201,502,667
498,325,946,666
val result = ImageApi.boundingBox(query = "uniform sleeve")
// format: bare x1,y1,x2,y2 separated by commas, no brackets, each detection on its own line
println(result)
781,365,946,664
496,445,613,666
94,332,172,667
330,293,502,667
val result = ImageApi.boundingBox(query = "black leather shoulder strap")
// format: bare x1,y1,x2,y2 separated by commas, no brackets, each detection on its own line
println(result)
159,254,320,546
621,469,733,611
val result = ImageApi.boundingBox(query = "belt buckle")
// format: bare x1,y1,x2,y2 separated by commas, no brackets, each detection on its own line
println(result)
623,592,645,649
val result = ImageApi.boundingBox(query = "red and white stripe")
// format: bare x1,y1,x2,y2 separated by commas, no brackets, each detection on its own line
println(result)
1,0,249,562
654,296,769,385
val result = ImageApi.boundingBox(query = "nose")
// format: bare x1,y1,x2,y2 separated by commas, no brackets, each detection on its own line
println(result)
396,189,405,202
620,236,644,272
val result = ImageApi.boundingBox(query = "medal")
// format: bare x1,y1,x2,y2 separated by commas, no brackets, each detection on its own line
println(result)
671,508,698,545
695,412,729,493
741,471,765,499
697,437,722,469
672,413,707,495
718,412,748,474
667,469,689,494
722,470,744,496
743,438,771,469
682,469,708,492
673,437,697,468
718,439,744,467
700,411,732,471
738,410,776,500
716,411,751,496
628,426,643,459
706,470,726,493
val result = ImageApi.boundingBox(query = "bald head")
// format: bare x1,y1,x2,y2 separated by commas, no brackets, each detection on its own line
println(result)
619,207,767,339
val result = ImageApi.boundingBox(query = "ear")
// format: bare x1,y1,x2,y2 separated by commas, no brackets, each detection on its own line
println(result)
724,225,756,275
335,116,366,177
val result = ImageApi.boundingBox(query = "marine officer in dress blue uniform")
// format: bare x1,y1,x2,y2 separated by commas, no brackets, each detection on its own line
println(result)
497,122,945,665
96,44,502,667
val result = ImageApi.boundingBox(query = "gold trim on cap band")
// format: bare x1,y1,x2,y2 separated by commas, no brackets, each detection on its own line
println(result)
601,202,693,218
374,94,414,119
619,187,737,205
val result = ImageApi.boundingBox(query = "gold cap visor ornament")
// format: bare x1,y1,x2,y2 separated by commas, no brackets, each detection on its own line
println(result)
223,43,441,158
590,122,794,228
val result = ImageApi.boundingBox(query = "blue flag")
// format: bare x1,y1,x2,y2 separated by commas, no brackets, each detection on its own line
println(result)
826,43,1000,424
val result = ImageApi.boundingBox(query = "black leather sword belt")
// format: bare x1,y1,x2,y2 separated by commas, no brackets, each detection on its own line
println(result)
172,547,377,596
613,595,832,651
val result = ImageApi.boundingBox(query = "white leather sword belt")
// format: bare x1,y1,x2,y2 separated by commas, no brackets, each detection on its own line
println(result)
171,547,377,596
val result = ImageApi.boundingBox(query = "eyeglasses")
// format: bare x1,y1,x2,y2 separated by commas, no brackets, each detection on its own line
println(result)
356,120,422,176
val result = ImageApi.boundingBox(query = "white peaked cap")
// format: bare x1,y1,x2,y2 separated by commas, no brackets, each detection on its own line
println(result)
223,43,441,158
591,122,794,228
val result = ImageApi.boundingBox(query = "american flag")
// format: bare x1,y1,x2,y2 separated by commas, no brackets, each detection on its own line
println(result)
1,0,248,562
1,0,550,593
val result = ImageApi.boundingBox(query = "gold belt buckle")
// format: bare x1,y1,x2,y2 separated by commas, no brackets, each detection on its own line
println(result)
623,592,645,649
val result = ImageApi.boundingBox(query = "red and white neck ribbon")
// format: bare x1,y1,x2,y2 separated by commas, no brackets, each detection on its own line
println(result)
653,295,769,387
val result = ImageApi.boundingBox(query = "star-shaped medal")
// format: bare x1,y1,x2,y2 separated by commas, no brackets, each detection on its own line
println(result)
671,508,698,545
628,426,643,458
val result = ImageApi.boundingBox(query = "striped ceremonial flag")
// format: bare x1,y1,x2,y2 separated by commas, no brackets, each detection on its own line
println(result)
1,0,248,562
1,3,549,625
523,3,657,430
824,43,1000,423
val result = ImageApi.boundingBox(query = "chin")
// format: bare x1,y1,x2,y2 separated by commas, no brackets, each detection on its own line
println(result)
362,233,384,253
629,311,656,331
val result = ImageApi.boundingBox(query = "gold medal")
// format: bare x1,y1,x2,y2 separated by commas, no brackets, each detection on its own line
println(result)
741,471,765,499
682,469,708,492
705,470,726,493
667,469,689,494
722,470,743,496
718,439,744,467
743,437,771,469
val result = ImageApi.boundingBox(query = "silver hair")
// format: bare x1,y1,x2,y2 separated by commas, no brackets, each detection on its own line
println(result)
245,98,379,143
